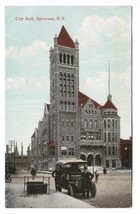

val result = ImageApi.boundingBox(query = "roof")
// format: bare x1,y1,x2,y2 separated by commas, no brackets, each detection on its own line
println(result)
56,159,88,166
78,91,101,109
102,99,117,110
31,132,35,138
57,26,75,48
47,104,50,112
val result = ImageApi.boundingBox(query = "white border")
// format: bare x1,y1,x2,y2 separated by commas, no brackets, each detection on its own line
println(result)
1,0,140,213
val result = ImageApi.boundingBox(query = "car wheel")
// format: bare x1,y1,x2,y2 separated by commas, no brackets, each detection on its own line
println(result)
90,182,97,197
67,184,74,197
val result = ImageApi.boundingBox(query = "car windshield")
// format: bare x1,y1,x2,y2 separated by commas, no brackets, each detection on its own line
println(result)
63,163,86,172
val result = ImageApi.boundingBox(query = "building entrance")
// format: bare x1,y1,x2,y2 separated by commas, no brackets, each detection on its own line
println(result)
95,154,101,166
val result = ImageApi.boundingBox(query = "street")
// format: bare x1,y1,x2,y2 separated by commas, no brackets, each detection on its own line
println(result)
81,170,132,208
5,169,132,208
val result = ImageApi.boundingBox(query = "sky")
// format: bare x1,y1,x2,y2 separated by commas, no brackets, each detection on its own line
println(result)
5,5,132,154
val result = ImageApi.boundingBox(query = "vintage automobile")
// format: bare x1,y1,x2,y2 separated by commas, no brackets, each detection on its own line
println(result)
55,159,97,197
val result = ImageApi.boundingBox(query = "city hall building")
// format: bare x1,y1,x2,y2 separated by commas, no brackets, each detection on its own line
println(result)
31,26,121,171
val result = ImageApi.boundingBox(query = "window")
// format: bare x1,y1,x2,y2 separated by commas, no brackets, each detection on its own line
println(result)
116,147,118,155
67,55,70,64
59,53,62,63
112,119,114,128
72,102,75,111
61,150,67,155
67,120,69,126
68,102,70,110
108,119,111,128
108,132,111,142
108,146,111,155
112,132,114,142
112,146,115,155
106,160,109,168
105,147,107,155
71,120,74,126
112,160,116,168
71,55,74,65
69,148,74,155
104,133,106,142
71,136,73,141
84,119,88,128
63,54,66,64
104,120,106,129
115,120,117,128
94,120,98,129
89,119,93,129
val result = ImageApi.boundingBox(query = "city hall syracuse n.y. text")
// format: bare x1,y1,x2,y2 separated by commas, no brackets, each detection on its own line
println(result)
31,26,121,171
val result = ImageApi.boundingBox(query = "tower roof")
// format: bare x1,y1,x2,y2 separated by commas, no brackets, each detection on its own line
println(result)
102,99,117,110
57,26,75,48
31,132,36,138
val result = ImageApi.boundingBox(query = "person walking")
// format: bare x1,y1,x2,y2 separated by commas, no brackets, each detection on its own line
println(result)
52,165,63,191
95,170,99,183
30,166,36,180
103,167,107,175
81,165,94,198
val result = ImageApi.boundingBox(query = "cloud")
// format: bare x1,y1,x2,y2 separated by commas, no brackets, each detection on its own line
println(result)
28,77,50,90
6,76,50,92
6,40,49,59
119,67,131,87
6,77,26,91
84,71,108,102
77,15,131,50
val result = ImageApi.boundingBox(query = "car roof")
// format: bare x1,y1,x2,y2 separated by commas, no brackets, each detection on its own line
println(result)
56,159,87,166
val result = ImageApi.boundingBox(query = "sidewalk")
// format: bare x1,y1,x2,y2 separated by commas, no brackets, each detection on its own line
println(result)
6,171,94,208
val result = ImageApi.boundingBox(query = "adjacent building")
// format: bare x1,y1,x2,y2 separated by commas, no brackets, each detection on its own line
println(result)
120,137,132,168
5,142,32,172
31,26,121,171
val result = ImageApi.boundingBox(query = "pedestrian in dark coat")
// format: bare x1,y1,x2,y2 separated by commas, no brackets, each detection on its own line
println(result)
81,165,94,198
103,167,107,175
52,166,63,191
30,167,36,179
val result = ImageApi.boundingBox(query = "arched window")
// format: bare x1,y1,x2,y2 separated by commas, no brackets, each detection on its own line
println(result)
104,133,106,142
94,120,98,129
104,120,106,128
112,132,114,142
115,120,117,128
108,132,111,142
60,101,63,110
67,55,70,64
112,119,114,128
89,119,93,129
84,119,88,128
115,133,117,141
108,119,111,128
105,146,107,155
63,54,66,64
71,55,74,65
59,53,62,63
108,146,111,155
68,102,70,111
64,102,66,111
72,102,75,111
112,146,115,155
116,147,118,155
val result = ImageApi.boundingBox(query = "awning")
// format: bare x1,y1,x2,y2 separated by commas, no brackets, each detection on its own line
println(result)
48,141,55,148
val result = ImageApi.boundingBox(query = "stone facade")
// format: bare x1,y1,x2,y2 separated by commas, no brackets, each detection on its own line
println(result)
31,26,121,171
